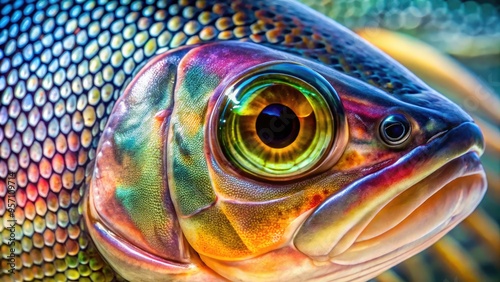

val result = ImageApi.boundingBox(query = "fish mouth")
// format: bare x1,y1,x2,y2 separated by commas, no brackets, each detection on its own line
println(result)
294,122,487,280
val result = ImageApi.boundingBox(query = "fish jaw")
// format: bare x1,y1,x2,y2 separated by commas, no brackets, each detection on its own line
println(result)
293,122,487,280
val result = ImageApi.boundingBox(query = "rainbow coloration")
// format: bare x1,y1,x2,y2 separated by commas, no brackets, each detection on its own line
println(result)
0,0,492,281
89,41,486,281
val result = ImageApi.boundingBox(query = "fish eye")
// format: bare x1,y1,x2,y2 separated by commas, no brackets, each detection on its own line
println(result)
379,114,411,146
214,62,346,181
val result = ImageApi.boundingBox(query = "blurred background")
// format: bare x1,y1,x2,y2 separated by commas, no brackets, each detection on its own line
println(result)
298,0,499,281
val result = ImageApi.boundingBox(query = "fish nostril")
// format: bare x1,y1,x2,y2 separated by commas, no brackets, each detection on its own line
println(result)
379,114,411,147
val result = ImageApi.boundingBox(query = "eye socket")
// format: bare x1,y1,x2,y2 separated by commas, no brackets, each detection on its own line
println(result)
213,62,346,181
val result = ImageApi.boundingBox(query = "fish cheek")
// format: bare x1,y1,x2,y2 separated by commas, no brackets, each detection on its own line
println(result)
171,169,335,261
216,192,323,253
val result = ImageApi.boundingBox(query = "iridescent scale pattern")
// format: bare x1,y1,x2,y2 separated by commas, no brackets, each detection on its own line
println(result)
0,0,428,281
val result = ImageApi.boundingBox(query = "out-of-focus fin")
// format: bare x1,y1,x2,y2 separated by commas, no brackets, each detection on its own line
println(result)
375,269,404,282
431,236,487,282
463,209,500,265
431,236,487,281
399,255,433,282
485,168,500,200
473,115,500,199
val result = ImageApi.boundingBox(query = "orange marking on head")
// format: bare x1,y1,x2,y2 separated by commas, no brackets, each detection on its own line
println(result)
336,150,365,169
309,194,323,209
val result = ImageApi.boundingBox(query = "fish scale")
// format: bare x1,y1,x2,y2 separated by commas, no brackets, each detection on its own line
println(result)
0,0,446,281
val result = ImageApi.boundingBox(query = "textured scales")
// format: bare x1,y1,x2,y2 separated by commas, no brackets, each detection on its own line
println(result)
0,0,461,281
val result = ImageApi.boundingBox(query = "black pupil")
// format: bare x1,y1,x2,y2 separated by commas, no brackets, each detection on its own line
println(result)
256,103,300,148
385,122,406,140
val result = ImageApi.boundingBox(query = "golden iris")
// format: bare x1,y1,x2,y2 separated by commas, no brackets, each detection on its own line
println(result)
217,63,336,180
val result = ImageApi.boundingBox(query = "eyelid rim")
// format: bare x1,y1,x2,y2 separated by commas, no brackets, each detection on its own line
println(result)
208,61,348,182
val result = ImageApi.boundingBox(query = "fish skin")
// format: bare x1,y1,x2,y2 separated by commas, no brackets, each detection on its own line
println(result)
0,0,483,281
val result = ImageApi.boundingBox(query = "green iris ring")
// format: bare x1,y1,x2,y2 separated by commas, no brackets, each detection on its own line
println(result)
214,62,346,181
228,76,332,172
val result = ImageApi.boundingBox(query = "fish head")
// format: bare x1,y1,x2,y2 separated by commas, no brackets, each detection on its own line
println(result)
84,41,487,281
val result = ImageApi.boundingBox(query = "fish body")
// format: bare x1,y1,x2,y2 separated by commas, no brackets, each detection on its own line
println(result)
0,0,488,281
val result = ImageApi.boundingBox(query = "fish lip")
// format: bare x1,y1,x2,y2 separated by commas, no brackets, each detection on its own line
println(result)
351,152,483,244
329,152,485,265
293,122,487,269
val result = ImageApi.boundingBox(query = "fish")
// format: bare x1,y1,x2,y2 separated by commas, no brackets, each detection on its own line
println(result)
0,0,490,281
